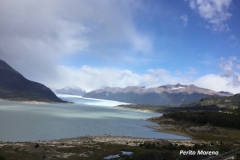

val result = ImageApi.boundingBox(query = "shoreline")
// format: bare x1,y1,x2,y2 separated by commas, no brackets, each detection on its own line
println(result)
0,135,201,147
0,98,73,104
0,135,191,144
114,105,156,113
113,105,190,138
147,125,192,138
114,105,195,139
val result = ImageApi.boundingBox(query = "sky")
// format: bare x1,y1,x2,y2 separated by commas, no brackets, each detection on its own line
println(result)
0,0,240,93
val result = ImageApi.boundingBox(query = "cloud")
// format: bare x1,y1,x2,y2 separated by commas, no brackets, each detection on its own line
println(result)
184,57,240,93
219,57,234,70
180,14,188,26
236,61,240,70
44,66,193,92
194,57,240,93
131,34,153,53
218,57,240,86
1,1,239,95
0,0,152,83
187,0,232,32
194,74,238,93
48,63,240,94
47,66,159,91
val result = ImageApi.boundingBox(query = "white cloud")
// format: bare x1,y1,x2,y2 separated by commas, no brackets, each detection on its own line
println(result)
0,0,152,81
190,57,240,93
194,74,240,93
180,14,188,26
236,61,240,70
48,66,147,91
219,57,234,71
218,57,240,87
45,66,191,92
5,57,236,94
193,57,240,93
187,0,232,32
131,34,153,53
43,58,240,94
1,0,239,95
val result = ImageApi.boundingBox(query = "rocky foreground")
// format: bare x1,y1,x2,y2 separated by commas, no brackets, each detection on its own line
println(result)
0,136,205,160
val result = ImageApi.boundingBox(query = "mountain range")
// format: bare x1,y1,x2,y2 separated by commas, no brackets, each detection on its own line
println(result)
83,84,233,106
55,87,86,96
0,59,65,103
0,58,234,105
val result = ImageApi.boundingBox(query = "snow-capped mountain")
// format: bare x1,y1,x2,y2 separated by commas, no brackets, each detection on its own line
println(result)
83,84,232,106
55,87,86,96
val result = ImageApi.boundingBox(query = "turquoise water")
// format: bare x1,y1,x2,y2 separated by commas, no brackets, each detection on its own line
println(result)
0,95,189,142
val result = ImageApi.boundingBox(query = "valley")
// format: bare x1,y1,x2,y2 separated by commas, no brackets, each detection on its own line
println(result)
1,58,240,159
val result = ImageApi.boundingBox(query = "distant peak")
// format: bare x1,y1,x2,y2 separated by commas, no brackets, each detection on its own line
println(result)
189,84,196,87
175,83,186,87
55,86,86,96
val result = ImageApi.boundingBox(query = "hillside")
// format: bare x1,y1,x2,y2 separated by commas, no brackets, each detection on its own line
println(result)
118,93,240,113
0,59,66,103
83,84,232,106
187,93,240,109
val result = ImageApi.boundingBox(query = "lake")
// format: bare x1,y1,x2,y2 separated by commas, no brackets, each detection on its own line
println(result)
0,95,189,142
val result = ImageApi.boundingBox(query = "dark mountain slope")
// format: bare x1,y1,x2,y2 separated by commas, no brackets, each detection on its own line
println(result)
0,59,65,103
188,93,240,109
